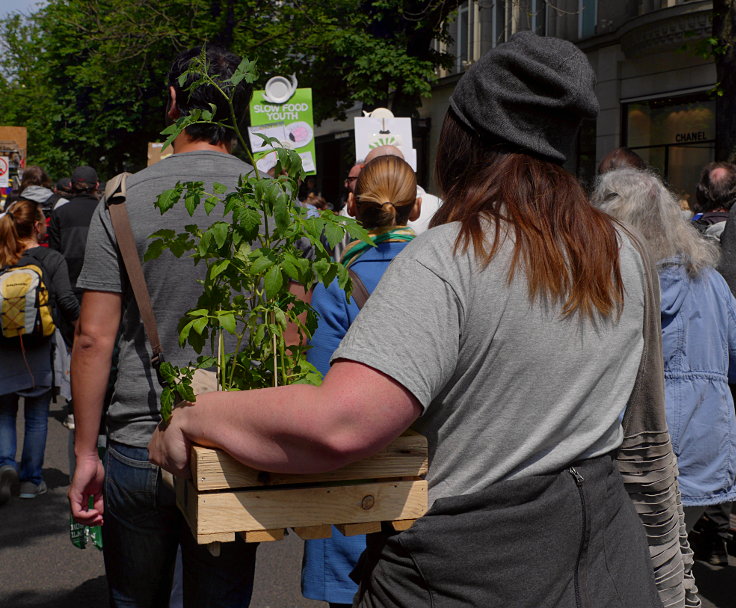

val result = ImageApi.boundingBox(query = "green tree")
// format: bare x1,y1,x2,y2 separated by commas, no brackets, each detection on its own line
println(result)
0,0,460,177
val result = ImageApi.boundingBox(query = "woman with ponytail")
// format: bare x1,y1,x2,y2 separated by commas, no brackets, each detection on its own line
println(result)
301,154,421,607
0,200,79,504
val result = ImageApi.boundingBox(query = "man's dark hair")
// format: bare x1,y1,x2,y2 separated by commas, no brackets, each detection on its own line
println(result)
695,162,736,213
167,45,251,146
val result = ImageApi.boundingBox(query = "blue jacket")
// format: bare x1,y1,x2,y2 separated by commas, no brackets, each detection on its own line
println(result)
301,240,410,604
659,260,736,506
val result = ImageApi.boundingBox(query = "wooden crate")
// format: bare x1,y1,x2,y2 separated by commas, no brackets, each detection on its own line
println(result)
177,431,429,544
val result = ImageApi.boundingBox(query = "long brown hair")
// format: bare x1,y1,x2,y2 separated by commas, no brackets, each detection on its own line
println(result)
354,156,417,229
432,109,623,319
0,200,44,267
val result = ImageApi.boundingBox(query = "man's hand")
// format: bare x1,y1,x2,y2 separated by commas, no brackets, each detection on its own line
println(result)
68,455,105,526
148,409,192,478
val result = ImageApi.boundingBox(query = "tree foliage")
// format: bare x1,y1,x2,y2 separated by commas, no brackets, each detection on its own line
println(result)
0,0,460,177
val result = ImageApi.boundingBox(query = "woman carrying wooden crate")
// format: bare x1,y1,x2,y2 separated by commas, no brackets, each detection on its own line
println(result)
150,32,695,607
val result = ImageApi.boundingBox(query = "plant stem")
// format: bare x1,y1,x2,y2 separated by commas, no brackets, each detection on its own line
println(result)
218,328,225,391
229,329,245,389
271,311,278,388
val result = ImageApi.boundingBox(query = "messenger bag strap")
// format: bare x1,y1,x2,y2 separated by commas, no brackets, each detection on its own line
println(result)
348,268,371,310
104,173,165,372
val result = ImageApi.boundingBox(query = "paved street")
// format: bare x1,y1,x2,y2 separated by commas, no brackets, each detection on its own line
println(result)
0,398,734,607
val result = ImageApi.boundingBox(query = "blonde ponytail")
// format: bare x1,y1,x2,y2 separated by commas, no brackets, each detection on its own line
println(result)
354,156,417,230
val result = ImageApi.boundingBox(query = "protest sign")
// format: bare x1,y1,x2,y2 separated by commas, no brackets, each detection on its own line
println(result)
249,87,316,175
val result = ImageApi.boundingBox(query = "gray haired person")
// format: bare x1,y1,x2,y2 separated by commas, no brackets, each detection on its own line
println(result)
593,168,736,568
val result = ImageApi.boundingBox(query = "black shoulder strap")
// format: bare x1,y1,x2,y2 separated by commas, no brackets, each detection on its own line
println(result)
348,268,371,310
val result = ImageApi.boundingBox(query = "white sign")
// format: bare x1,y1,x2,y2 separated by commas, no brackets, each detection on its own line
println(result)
0,157,9,188
354,117,416,171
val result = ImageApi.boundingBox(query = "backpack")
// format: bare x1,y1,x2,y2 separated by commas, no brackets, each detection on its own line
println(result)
0,250,56,348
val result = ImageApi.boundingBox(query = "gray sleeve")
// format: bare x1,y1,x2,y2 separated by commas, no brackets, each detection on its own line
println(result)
331,257,461,409
76,201,124,293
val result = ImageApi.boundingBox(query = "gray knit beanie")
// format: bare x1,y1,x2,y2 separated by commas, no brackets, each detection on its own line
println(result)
449,31,599,165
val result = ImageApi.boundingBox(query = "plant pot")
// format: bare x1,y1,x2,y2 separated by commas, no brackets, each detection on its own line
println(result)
175,430,428,544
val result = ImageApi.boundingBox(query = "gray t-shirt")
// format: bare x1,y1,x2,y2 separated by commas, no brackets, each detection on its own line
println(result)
78,151,258,447
333,222,646,502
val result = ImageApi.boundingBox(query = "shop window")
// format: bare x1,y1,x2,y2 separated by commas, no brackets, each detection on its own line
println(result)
624,94,715,202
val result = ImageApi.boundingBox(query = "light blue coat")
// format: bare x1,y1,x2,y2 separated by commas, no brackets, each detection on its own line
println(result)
659,259,736,506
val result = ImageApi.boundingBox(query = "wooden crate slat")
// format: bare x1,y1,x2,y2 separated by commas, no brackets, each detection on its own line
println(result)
390,520,416,531
240,529,285,542
335,522,382,536
292,525,333,540
190,431,428,491
182,479,427,542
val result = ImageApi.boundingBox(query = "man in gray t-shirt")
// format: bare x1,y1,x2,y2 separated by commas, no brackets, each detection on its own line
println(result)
68,46,261,607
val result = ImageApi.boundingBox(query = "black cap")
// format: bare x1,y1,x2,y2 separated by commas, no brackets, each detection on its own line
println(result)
71,166,98,186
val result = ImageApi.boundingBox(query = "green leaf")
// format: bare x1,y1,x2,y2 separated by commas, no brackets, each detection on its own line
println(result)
178,320,194,346
313,258,331,283
273,196,290,234
211,222,229,249
192,317,208,334
264,266,283,299
185,189,201,216
213,182,227,194
144,239,166,262
324,221,345,248
204,196,219,214
210,259,230,279
250,255,274,275
150,228,176,239
155,185,183,213
281,253,300,281
177,382,196,403
160,388,174,422
218,312,237,334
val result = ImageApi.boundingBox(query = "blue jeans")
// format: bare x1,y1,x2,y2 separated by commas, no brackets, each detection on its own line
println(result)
0,390,52,485
103,441,258,608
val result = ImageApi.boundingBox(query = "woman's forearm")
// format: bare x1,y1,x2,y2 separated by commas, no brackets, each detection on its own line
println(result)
160,360,422,475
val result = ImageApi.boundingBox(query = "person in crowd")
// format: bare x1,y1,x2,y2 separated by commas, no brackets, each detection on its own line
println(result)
0,200,79,503
332,162,364,261
14,165,68,214
597,146,646,174
53,177,74,209
10,166,69,245
592,168,736,564
302,154,420,607
48,165,100,303
362,145,441,235
150,32,690,607
691,161,736,242
67,45,262,607
303,191,329,211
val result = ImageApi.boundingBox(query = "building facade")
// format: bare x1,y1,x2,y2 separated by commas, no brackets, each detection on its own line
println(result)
426,0,715,202
314,1,715,206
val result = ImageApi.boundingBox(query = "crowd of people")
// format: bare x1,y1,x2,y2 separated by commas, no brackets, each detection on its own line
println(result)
0,164,101,504
0,31,735,608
